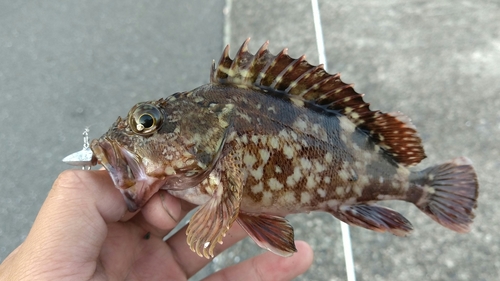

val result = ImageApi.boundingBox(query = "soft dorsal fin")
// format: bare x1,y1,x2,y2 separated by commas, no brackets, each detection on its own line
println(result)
210,39,426,166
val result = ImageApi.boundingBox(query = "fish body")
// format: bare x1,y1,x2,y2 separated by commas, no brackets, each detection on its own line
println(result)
91,40,478,258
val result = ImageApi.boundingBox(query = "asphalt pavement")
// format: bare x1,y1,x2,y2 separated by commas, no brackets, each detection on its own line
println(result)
1,1,499,280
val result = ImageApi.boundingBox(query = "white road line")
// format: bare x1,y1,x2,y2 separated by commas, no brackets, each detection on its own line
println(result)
311,1,357,280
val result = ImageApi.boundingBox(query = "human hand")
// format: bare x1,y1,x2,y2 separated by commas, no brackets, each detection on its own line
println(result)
0,170,313,280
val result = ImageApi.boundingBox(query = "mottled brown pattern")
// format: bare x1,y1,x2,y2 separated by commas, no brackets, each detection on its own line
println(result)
91,40,478,258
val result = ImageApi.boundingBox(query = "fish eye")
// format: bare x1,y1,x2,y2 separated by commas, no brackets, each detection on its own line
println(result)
138,114,154,129
128,104,163,135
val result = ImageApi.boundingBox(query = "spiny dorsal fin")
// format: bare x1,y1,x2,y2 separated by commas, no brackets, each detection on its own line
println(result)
210,39,426,166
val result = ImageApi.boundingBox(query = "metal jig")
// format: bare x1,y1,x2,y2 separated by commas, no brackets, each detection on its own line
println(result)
62,127,95,170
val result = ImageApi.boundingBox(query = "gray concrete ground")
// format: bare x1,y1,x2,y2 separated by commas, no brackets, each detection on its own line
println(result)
0,0,226,270
1,1,499,280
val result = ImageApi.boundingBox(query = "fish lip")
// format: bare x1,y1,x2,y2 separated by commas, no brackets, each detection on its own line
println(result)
90,138,163,212
90,137,151,212
90,138,137,190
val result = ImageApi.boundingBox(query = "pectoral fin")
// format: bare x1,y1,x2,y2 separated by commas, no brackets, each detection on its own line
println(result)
237,212,297,257
331,204,413,236
186,151,243,258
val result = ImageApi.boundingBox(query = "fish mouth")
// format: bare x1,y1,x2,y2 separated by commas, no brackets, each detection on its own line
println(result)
90,138,163,212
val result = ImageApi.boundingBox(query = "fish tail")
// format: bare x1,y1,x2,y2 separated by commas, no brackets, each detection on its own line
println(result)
410,157,478,233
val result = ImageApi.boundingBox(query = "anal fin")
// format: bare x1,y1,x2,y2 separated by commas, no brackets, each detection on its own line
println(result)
237,212,297,257
331,204,413,236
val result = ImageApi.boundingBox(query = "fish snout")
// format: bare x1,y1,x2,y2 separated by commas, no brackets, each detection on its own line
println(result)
90,138,163,212
90,138,137,190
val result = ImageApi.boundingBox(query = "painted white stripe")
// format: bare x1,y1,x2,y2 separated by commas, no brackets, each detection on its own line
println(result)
311,1,356,281
311,0,328,70
223,0,232,47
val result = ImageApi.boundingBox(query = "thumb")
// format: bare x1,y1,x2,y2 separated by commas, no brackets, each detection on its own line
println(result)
13,170,127,278
47,169,128,224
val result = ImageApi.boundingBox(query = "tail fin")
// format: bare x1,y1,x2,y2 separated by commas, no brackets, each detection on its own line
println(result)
413,157,478,233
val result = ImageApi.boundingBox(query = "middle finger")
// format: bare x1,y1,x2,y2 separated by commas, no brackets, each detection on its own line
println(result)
133,190,191,238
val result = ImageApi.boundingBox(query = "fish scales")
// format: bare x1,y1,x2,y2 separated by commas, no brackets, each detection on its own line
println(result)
186,84,403,215
90,39,479,258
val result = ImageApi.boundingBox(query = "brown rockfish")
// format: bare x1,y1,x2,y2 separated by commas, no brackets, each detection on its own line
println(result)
90,39,478,258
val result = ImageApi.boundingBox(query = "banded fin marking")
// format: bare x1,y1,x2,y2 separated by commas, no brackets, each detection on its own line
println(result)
269,52,306,90
210,39,426,166
357,111,425,166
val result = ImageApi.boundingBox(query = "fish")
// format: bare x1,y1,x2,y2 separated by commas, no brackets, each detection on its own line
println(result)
90,39,479,258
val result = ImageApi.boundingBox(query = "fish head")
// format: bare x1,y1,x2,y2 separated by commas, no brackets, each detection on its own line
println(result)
91,95,234,211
